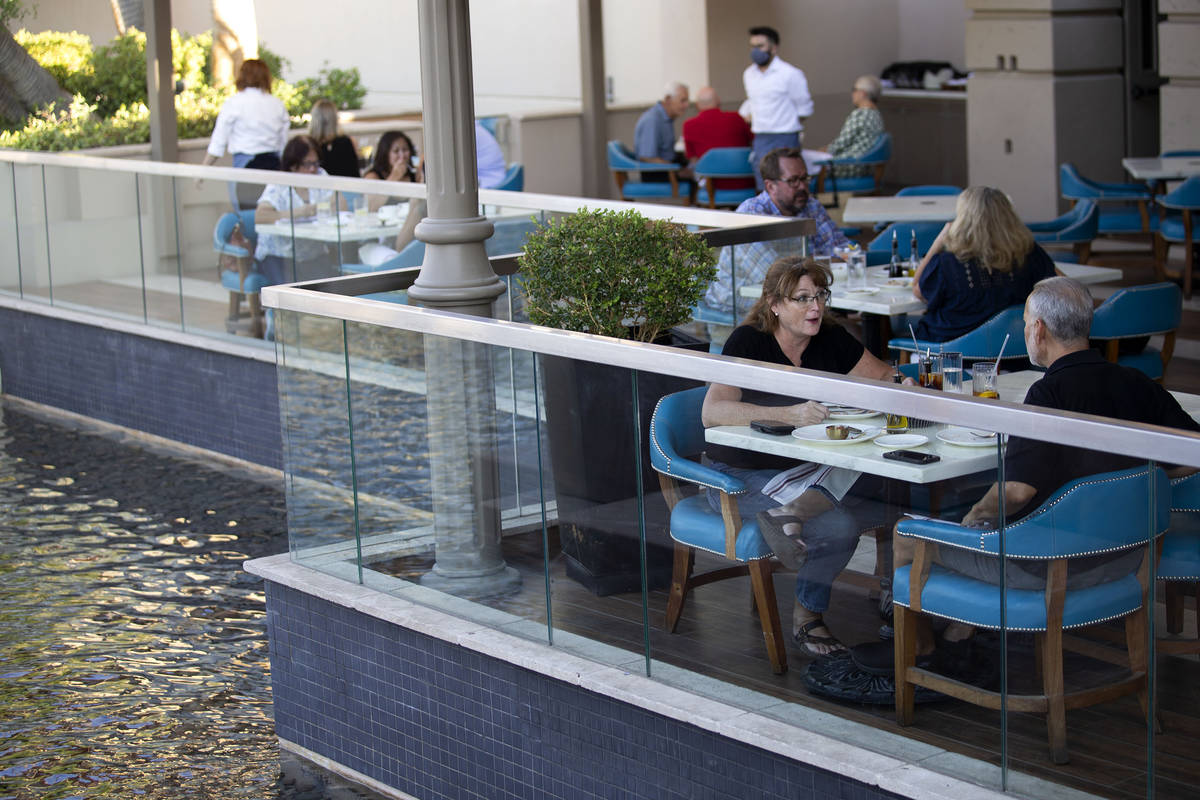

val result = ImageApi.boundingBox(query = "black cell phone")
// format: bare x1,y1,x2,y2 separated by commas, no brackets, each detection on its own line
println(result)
883,450,940,464
750,419,794,436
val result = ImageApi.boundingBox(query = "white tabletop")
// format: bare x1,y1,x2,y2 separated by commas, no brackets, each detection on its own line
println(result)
260,209,406,242
842,195,959,224
705,421,998,484
737,261,1123,317
1121,156,1200,181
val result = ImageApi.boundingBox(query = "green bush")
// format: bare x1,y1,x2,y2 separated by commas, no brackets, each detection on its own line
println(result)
5,28,367,151
295,64,366,110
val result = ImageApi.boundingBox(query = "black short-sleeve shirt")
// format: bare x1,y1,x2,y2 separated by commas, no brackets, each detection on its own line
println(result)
1005,349,1200,517
705,322,865,470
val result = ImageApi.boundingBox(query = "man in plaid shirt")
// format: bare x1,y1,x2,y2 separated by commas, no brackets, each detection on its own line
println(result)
702,147,849,317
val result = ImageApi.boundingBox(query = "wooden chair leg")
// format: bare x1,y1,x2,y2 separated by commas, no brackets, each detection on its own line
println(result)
1125,607,1161,733
747,558,787,675
248,293,264,339
1165,581,1186,635
894,604,917,725
1074,241,1091,264
228,291,241,320
1041,626,1069,764
664,543,694,633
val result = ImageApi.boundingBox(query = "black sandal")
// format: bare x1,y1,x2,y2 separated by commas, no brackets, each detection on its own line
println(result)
756,510,809,570
793,618,846,658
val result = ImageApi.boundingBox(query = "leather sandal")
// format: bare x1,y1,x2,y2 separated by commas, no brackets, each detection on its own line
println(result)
756,511,809,570
792,617,846,658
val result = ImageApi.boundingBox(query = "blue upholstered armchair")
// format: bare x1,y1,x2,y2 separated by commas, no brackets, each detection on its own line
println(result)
606,140,692,203
888,305,1027,365
1155,175,1200,298
213,210,267,338
893,465,1170,763
692,147,756,209
649,387,787,674
1026,200,1099,263
1160,472,1200,654
814,132,892,196
1089,282,1182,381
1059,163,1156,236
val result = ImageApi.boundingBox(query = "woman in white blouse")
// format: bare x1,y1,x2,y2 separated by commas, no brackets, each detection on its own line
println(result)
254,136,337,286
202,59,291,208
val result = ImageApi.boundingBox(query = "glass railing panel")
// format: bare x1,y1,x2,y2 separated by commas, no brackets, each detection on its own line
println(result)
11,163,52,304
0,162,18,298
275,308,359,568
332,188,420,276
136,172,185,330
37,164,146,321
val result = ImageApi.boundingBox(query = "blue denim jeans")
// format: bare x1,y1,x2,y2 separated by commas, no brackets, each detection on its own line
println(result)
705,463,867,613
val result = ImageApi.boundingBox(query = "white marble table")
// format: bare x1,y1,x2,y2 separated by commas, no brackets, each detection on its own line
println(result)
259,208,407,242
1121,156,1200,182
705,419,998,484
842,195,959,224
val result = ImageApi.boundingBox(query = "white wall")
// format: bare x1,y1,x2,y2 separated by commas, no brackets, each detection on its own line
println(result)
896,0,970,67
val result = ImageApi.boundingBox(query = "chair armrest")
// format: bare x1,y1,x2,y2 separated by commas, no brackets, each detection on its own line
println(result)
653,457,747,496
896,516,1000,552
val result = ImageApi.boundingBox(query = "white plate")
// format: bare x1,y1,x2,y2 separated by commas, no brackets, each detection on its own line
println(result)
826,406,883,420
879,277,913,290
792,424,881,445
936,426,1000,447
874,433,928,449
844,287,879,296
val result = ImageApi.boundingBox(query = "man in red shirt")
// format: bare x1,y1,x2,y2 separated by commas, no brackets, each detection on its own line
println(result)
682,87,754,190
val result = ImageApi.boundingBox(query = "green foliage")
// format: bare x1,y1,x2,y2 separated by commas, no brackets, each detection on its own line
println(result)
1,0,27,27
15,30,94,96
519,208,717,342
256,43,290,84
295,64,366,110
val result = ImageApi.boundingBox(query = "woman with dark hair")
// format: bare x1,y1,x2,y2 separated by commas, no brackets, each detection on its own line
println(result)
703,256,904,656
253,136,337,287
363,130,421,182
203,58,290,173
309,98,360,178
912,186,1059,341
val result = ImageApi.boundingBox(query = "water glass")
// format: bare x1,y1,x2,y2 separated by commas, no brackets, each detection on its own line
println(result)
972,361,999,399
941,351,964,393
316,200,332,221
848,249,867,289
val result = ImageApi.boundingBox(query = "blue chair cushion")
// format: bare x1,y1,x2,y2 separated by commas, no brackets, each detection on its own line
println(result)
622,180,693,199
1098,207,1157,235
826,176,875,193
1160,525,1200,580
696,187,756,207
893,562,1144,631
1116,349,1164,380
221,268,268,294
669,494,774,561
1160,216,1190,243
359,291,409,304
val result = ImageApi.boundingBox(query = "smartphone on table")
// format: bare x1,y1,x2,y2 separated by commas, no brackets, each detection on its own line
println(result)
882,450,940,464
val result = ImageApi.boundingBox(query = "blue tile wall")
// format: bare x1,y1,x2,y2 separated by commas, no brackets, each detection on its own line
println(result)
0,309,282,469
264,581,908,800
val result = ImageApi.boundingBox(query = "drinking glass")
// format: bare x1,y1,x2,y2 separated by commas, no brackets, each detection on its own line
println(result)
972,361,999,399
316,199,332,221
848,248,867,289
941,351,964,393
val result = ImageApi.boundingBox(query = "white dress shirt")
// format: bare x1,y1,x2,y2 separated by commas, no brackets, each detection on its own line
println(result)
207,88,291,158
742,57,813,134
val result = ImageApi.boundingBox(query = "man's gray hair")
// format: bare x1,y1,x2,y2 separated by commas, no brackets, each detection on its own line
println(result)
663,80,687,99
1027,276,1093,344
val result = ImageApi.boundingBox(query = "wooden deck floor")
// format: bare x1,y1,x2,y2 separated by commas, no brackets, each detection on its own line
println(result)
441,528,1200,800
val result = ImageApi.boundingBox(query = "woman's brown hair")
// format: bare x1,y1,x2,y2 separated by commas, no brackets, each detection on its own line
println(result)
236,59,272,92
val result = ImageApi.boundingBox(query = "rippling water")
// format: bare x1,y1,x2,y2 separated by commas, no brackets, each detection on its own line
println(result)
0,405,381,799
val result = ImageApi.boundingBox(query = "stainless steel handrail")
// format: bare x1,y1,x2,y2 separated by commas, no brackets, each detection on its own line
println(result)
265,279,1200,469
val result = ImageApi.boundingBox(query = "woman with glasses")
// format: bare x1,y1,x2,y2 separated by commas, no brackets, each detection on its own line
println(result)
702,256,902,657
911,186,1058,342
253,135,339,287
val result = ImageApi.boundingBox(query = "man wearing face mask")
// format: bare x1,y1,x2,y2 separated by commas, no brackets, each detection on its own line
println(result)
702,147,848,317
743,25,813,190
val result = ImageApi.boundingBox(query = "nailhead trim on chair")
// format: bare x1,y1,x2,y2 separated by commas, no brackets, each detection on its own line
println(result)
899,468,1164,557
648,398,747,495
891,597,1143,632
668,532,773,563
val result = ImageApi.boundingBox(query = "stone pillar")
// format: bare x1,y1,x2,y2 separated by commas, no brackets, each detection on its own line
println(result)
965,0,1126,218
409,0,519,597
144,0,177,164
579,0,608,198
1159,1,1200,152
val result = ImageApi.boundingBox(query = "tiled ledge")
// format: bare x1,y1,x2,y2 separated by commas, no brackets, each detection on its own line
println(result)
246,553,1100,800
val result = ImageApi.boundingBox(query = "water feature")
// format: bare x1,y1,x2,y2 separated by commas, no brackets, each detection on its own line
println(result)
0,403,384,799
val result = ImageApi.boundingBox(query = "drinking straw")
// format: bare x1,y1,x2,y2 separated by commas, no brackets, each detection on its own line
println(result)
994,333,1010,370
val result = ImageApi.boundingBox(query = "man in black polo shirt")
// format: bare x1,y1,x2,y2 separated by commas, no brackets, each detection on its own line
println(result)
895,276,1198,651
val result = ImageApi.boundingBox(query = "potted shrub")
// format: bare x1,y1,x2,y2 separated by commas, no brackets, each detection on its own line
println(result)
520,208,717,595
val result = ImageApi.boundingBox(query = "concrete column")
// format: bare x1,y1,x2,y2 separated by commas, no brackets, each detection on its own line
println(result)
578,0,608,199
410,0,519,597
143,0,177,164
1159,0,1200,152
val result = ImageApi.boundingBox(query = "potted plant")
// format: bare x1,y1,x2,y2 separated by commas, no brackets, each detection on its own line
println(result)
520,208,718,595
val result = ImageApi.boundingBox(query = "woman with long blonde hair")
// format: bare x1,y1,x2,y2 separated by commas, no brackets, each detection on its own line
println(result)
308,98,360,177
911,186,1058,341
